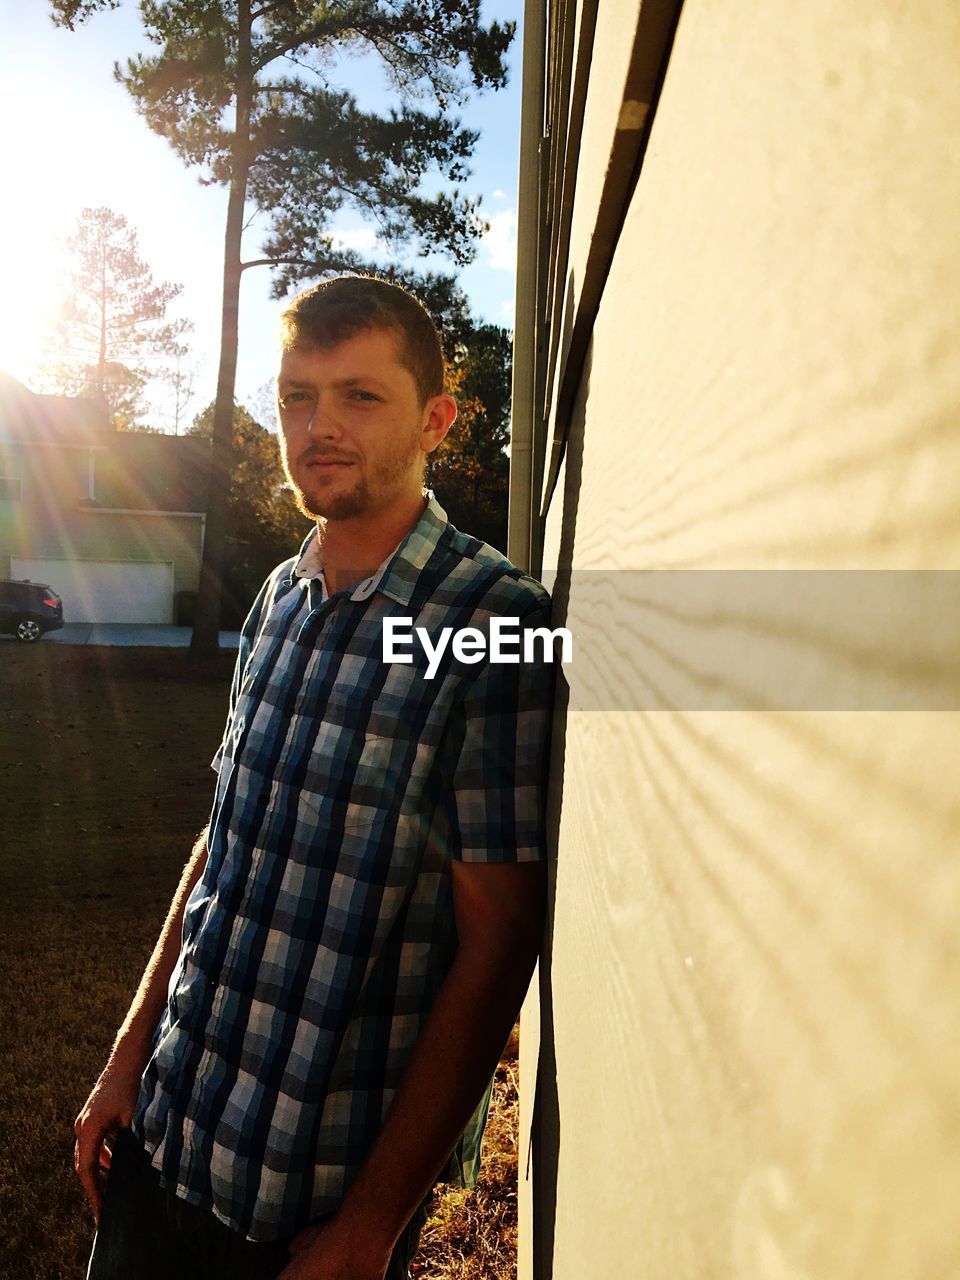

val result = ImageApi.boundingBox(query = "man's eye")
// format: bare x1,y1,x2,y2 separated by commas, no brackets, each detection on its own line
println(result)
349,390,380,402
280,392,312,408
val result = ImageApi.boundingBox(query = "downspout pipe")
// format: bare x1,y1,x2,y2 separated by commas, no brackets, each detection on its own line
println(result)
508,0,547,576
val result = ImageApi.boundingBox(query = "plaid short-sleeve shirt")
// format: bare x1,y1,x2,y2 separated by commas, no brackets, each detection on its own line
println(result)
131,493,555,1242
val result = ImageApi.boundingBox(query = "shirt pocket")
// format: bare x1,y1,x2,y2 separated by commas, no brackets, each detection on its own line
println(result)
300,727,417,832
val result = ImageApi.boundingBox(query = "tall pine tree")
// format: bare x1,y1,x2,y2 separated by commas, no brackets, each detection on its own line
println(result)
40,206,191,428
51,0,514,652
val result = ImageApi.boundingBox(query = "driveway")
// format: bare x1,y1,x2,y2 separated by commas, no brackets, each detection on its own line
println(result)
43,624,242,649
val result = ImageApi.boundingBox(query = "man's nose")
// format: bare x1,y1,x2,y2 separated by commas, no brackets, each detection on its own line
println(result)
307,396,342,437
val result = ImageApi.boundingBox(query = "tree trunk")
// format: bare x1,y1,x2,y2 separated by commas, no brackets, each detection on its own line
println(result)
190,1,253,655
97,233,108,403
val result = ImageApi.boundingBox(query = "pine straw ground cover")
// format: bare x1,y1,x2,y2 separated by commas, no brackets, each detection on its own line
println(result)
0,642,520,1280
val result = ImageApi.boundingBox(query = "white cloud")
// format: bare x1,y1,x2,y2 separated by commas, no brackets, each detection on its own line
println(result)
492,188,506,199
499,299,516,327
328,227,384,253
479,208,518,272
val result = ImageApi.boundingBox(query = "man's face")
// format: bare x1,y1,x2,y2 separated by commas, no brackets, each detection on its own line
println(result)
276,327,451,523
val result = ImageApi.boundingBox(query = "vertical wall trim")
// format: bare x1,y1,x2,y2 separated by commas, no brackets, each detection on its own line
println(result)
508,1,548,575
538,0,685,519
512,9,548,1280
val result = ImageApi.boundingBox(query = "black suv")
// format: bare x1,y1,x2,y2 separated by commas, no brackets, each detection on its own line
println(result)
0,579,65,642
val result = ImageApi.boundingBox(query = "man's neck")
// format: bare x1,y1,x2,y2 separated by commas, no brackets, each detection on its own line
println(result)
315,491,429,596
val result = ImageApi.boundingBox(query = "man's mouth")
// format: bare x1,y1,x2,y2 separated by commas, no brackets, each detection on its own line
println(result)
303,456,353,471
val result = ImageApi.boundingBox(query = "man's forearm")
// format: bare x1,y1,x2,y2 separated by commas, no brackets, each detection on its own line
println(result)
335,921,540,1254
74,825,212,1220
107,825,209,1073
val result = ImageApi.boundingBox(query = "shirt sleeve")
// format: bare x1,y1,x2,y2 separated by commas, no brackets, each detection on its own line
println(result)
210,574,274,773
446,590,557,863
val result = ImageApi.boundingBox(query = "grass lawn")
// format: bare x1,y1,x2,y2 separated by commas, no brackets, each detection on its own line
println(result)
0,643,519,1280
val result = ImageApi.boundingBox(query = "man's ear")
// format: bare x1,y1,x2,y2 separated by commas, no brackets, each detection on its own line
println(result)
421,394,458,455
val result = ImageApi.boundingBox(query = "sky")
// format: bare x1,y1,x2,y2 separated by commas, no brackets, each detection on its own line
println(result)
0,1,523,432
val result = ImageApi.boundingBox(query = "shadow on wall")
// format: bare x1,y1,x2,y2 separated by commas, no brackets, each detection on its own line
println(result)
531,339,592,1279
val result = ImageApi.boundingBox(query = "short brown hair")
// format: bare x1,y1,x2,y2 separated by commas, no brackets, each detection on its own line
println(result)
279,275,444,404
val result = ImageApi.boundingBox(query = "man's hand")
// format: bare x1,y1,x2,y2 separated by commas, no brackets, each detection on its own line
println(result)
278,1212,395,1280
73,1061,142,1223
71,829,209,1223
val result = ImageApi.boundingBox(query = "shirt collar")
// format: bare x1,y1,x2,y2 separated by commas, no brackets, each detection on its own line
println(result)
289,490,451,607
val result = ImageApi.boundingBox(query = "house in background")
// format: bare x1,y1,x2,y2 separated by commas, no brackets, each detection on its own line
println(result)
0,372,210,624
509,1,960,1277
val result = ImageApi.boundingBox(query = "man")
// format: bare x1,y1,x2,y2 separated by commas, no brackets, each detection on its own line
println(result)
74,275,556,1280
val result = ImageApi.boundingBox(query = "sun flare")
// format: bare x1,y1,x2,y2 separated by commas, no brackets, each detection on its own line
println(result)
0,74,124,389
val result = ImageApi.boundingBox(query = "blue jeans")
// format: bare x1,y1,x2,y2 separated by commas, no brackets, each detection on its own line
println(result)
86,1129,427,1280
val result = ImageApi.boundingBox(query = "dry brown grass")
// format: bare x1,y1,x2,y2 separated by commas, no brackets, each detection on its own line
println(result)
0,642,520,1280
415,1030,520,1280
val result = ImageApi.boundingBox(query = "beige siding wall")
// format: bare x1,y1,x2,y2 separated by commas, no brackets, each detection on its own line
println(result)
524,1,960,1277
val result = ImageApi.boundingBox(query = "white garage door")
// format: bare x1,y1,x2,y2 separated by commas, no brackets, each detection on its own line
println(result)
11,558,174,624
